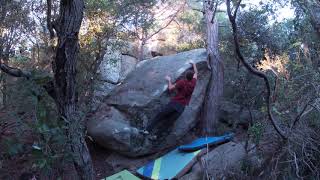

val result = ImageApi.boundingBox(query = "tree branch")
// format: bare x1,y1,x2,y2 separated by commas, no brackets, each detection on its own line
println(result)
0,61,31,79
226,0,287,139
210,1,219,23
234,0,242,19
0,59,57,99
290,98,315,129
146,1,186,41
47,0,55,39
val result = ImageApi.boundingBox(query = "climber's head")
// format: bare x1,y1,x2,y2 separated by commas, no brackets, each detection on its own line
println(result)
186,70,194,81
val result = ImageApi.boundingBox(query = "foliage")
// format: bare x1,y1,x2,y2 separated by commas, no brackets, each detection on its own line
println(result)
0,0,320,178
0,70,69,177
2,136,24,157
248,122,264,144
0,0,35,54
225,0,320,178
176,40,205,52
30,76,70,175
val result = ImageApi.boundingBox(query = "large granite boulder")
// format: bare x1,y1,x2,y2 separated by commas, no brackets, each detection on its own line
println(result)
93,49,138,111
119,55,137,81
180,142,247,180
87,49,210,157
219,100,264,129
97,49,122,84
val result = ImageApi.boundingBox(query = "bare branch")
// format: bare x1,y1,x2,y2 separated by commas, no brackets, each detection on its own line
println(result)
234,0,242,18
290,99,314,129
47,0,55,39
0,59,57,99
210,1,219,23
122,53,138,59
0,61,31,79
191,7,204,13
146,1,186,41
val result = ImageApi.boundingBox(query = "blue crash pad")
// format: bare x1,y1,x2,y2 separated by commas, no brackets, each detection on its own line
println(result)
178,133,234,152
137,148,204,180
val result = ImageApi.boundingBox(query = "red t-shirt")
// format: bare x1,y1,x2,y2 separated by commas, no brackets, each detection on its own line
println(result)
171,78,197,106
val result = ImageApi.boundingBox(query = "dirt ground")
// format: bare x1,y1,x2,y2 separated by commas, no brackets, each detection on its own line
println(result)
0,106,198,180
1,106,255,180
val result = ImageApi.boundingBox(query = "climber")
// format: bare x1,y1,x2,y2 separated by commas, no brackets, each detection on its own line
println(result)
141,61,198,140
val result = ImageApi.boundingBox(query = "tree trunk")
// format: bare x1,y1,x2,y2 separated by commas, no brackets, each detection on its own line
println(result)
2,56,9,108
202,3,224,135
0,71,4,108
138,39,146,61
52,0,94,179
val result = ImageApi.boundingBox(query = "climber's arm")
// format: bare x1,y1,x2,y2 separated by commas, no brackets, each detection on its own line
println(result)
165,75,176,91
190,61,198,79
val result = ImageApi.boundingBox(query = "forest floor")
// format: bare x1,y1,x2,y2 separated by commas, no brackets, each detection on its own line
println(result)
88,132,201,179
1,107,258,180
0,107,200,179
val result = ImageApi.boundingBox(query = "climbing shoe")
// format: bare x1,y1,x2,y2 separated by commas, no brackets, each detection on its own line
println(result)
139,129,150,135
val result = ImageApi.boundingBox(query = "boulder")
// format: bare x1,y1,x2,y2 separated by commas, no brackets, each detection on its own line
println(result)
97,48,122,84
180,142,247,180
121,41,138,58
93,50,138,111
87,49,210,157
119,55,137,81
219,101,264,129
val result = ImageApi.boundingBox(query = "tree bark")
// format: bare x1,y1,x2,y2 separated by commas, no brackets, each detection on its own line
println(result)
138,39,146,61
202,1,224,135
52,0,94,179
0,71,2,108
2,56,8,107
47,0,55,39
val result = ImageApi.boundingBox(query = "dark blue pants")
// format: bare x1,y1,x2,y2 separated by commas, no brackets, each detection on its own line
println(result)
146,101,185,132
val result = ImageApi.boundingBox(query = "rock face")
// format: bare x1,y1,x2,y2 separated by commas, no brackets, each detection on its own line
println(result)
119,55,137,81
93,49,138,111
98,49,122,84
219,100,263,129
180,142,247,180
87,49,209,157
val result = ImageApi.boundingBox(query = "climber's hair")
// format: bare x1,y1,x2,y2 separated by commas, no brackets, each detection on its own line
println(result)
186,70,194,81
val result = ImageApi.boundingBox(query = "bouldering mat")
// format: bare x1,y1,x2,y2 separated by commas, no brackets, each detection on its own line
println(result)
103,170,141,180
178,133,234,152
137,148,204,180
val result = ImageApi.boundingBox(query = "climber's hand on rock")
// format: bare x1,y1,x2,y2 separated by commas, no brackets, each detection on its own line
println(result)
165,75,171,82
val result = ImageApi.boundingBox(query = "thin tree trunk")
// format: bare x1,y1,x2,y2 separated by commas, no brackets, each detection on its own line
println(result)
46,0,55,39
202,2,224,135
138,39,146,61
2,74,7,108
2,56,8,107
52,0,94,179
0,71,5,108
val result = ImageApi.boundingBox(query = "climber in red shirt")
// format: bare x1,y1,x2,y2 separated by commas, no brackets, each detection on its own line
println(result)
142,61,198,140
